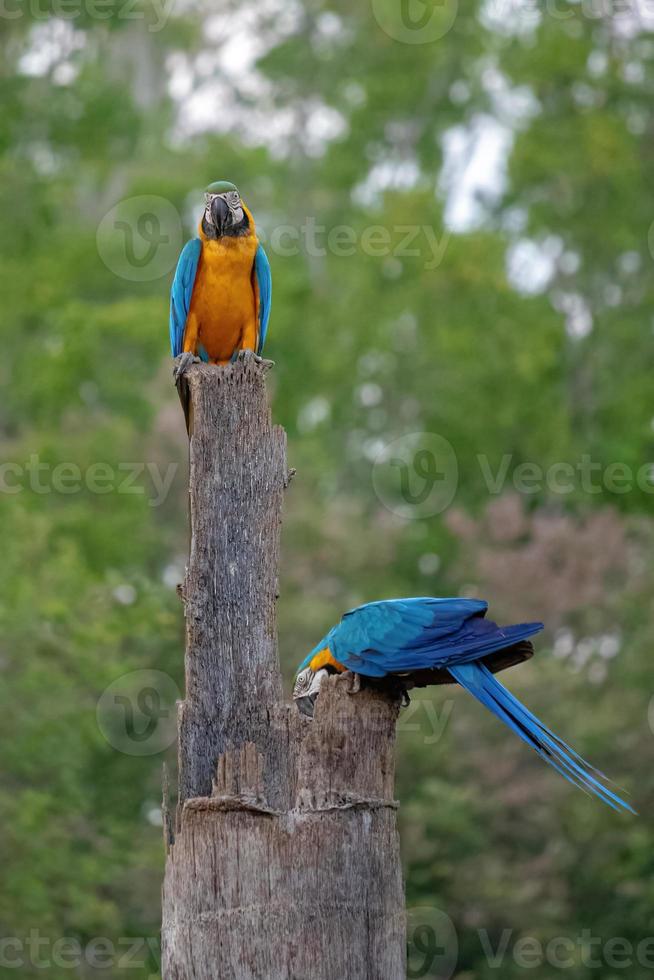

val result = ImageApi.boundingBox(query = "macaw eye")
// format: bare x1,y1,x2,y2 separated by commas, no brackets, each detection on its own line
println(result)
294,670,311,694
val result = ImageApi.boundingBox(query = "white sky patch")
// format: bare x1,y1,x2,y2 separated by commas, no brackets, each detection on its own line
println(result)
170,0,309,152
501,205,528,234
18,19,86,78
618,250,641,275
314,11,348,41
480,65,541,128
26,142,62,176
437,64,538,232
481,0,654,37
357,383,383,408
587,50,609,77
551,290,594,339
303,104,349,157
480,0,541,36
169,2,347,158
352,158,421,209
439,114,513,232
342,81,367,108
162,563,184,589
52,61,79,86
298,396,331,432
610,0,654,38
559,250,581,275
311,10,353,56
506,237,562,295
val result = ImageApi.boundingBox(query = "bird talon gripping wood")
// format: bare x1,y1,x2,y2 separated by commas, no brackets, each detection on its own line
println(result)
293,596,634,813
173,351,201,383
347,671,362,695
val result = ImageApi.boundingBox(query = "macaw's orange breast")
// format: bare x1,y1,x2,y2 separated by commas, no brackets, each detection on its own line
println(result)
189,233,259,362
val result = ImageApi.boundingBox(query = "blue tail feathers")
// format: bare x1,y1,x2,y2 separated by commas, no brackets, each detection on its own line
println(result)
448,662,634,813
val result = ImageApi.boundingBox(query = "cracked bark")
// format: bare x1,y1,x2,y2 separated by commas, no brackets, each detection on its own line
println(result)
161,359,406,979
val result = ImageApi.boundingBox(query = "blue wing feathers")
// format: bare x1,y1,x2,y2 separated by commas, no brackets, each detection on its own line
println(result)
254,243,272,354
169,238,201,357
330,597,532,674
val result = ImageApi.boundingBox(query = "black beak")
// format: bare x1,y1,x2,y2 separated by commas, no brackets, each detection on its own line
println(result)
211,195,231,235
295,692,318,718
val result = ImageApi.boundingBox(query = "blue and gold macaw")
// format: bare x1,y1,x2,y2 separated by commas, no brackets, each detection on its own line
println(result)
169,180,271,378
293,597,633,812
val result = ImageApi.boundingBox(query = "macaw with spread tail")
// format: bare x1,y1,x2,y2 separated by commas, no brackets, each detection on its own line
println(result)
169,180,271,378
293,597,633,812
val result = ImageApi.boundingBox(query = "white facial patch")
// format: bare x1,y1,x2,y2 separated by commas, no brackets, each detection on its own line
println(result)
204,191,244,227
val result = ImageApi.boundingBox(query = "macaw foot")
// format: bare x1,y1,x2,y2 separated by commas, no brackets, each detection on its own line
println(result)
236,349,275,369
173,352,201,383
388,676,412,707
345,671,363,695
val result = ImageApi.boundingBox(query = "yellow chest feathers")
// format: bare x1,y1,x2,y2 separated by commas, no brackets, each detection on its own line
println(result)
196,234,258,291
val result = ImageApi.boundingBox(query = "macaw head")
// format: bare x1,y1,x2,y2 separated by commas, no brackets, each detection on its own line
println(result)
202,180,251,240
293,634,346,716
292,665,329,718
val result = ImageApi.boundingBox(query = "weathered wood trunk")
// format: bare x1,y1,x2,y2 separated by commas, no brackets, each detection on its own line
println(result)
161,357,406,979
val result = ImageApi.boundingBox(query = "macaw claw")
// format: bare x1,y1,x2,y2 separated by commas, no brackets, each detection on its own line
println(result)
346,672,363,695
173,352,201,383
236,349,275,370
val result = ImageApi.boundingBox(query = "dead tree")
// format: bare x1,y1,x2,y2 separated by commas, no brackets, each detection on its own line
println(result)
161,358,406,980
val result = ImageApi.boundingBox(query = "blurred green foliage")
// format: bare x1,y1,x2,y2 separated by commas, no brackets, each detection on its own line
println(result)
1,1,653,977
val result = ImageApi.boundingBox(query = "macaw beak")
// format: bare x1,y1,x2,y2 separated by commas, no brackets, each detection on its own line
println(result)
293,668,329,718
210,195,231,235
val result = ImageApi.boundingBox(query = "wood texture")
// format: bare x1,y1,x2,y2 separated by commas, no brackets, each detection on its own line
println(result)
176,356,287,808
162,357,406,979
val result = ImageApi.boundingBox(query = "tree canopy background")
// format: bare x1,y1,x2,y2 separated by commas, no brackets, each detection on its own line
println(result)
1,1,653,977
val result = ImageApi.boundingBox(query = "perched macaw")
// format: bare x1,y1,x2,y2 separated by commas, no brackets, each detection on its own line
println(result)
169,180,271,378
293,597,633,812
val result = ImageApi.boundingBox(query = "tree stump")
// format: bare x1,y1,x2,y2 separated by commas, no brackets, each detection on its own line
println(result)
161,358,406,979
